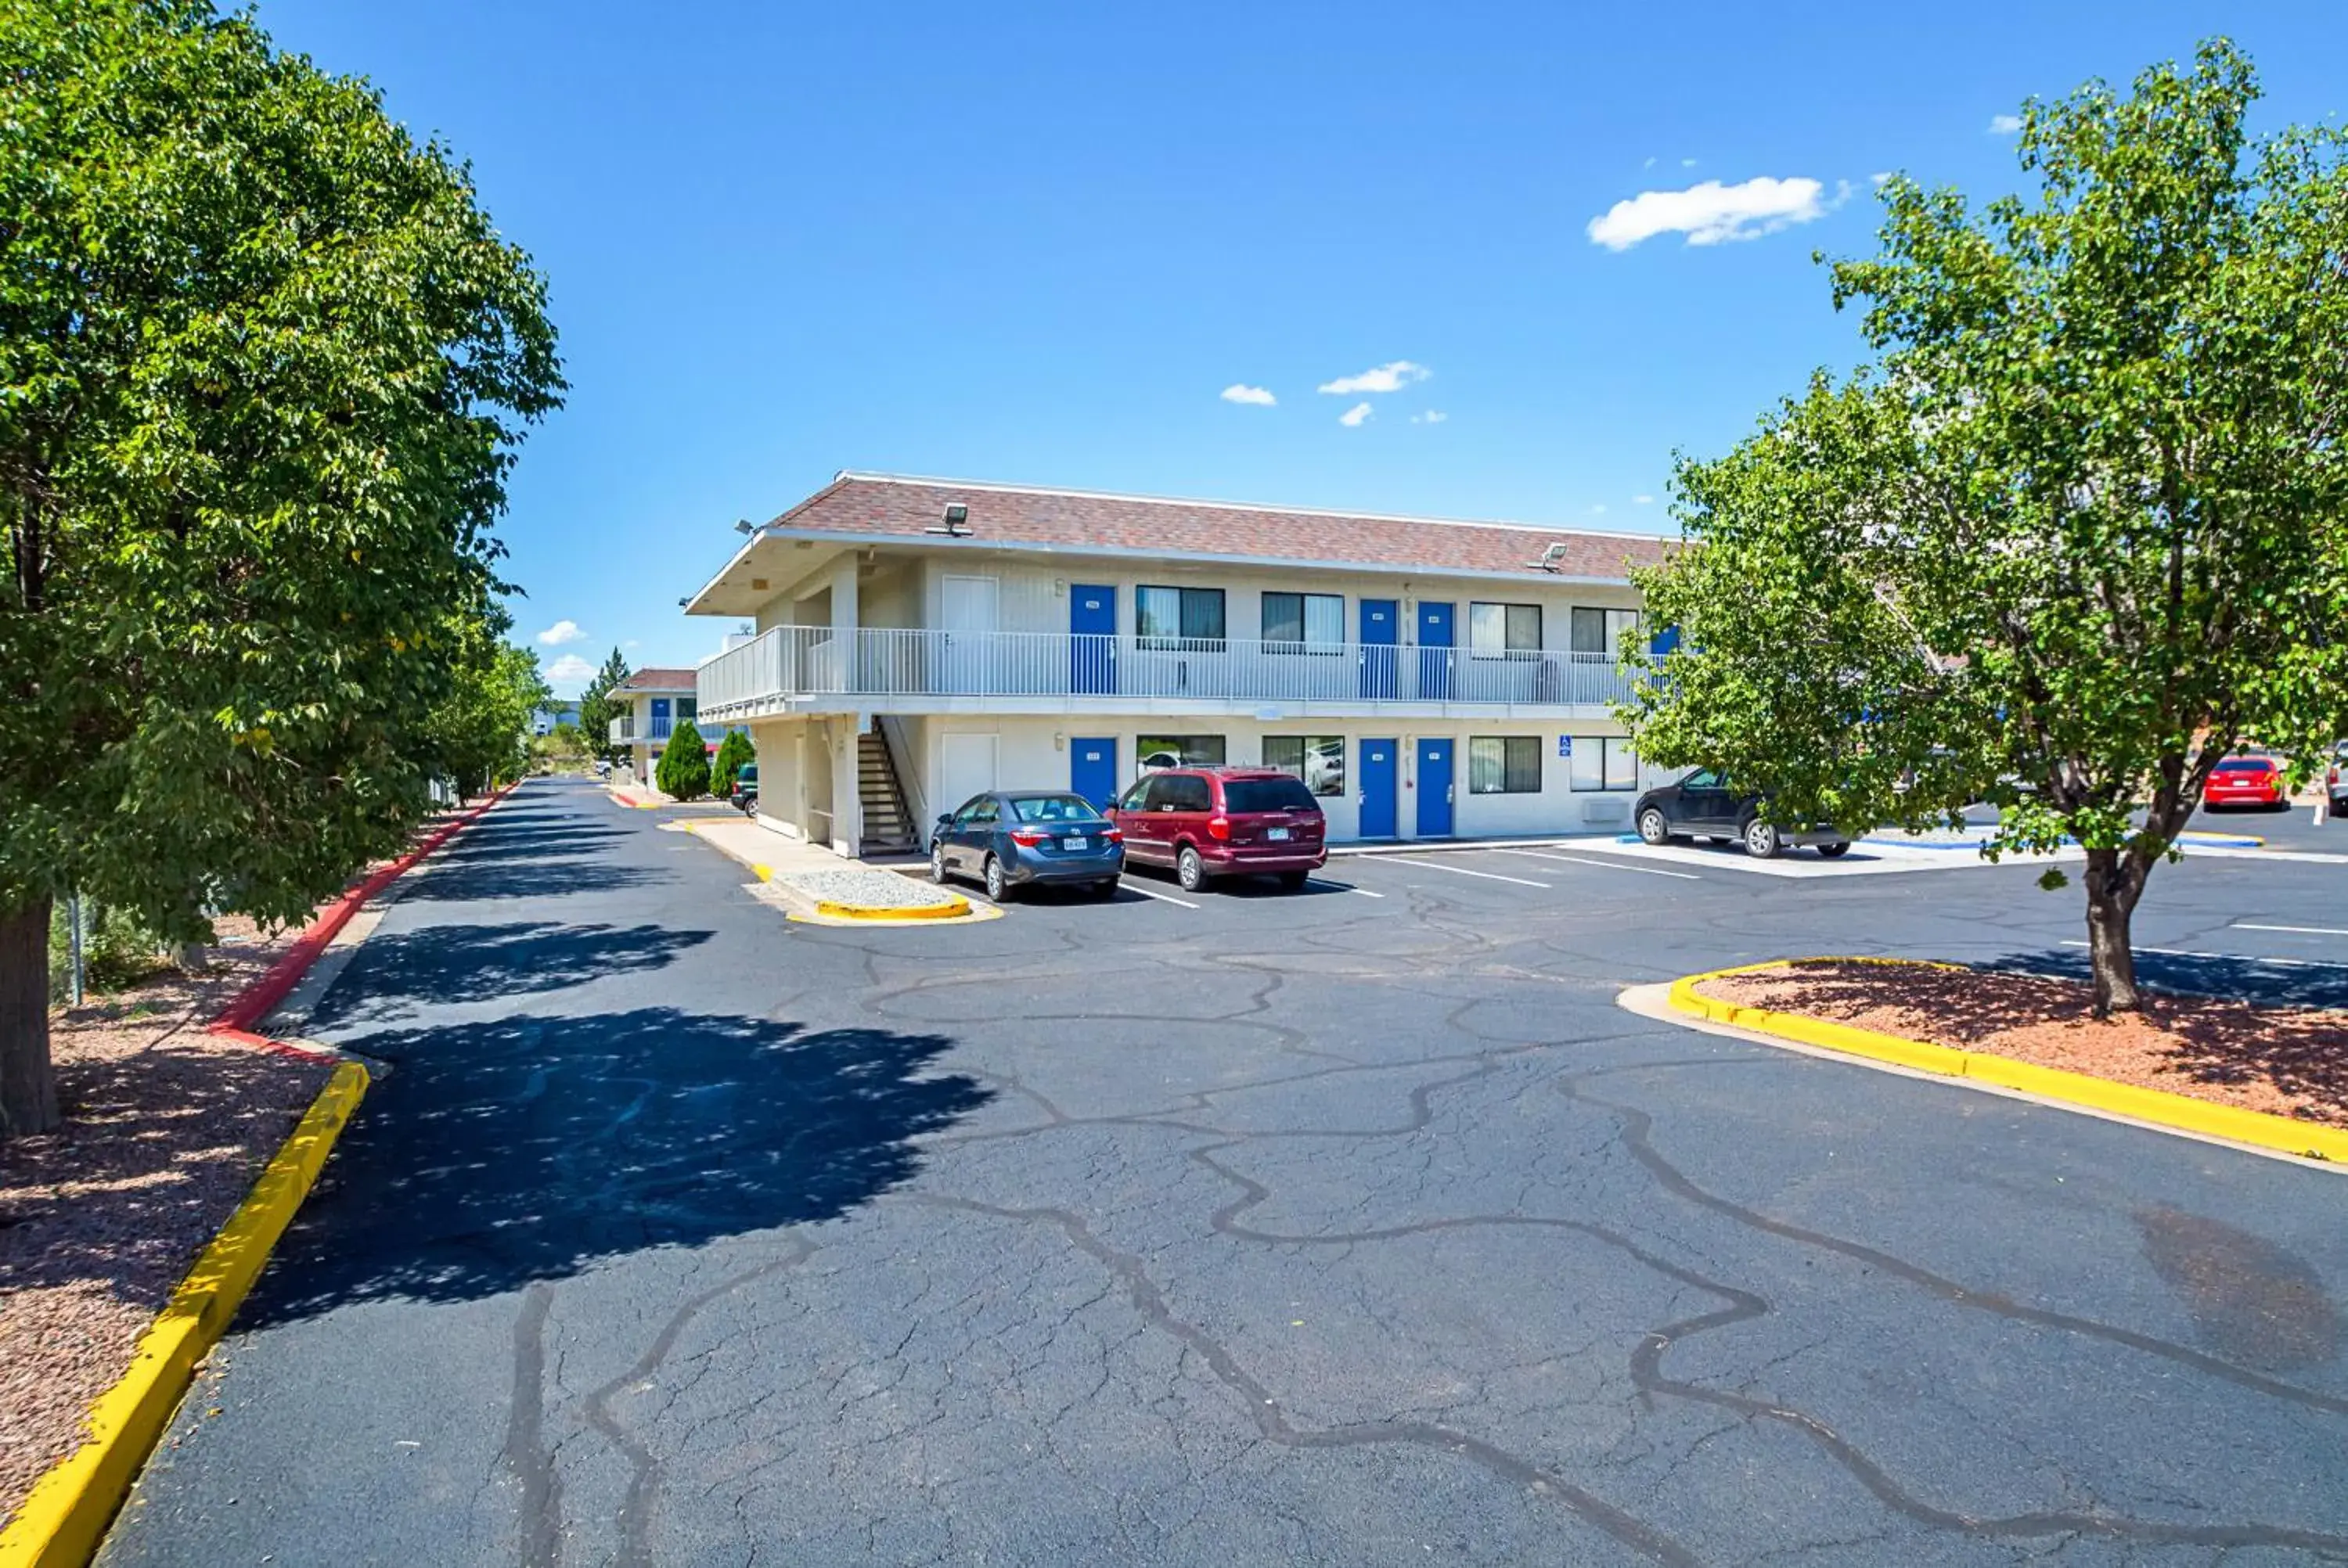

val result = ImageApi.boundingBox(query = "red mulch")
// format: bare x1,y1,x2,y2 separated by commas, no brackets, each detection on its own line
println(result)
0,918,334,1527
1695,960,2348,1128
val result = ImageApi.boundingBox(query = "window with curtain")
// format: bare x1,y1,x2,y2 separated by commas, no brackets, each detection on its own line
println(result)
1262,592,1344,654
1137,586,1227,649
1262,735,1345,796
1469,602,1543,659
1468,735,1542,794
1568,737,1640,791
1569,606,1640,663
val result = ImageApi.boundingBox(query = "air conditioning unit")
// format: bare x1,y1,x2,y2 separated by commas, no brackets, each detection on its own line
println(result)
1581,796,1630,825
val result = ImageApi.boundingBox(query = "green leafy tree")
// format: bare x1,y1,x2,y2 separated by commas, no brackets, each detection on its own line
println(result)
1620,40,2348,1016
421,631,550,797
710,728,755,798
577,647,631,762
656,719,711,800
0,0,563,1133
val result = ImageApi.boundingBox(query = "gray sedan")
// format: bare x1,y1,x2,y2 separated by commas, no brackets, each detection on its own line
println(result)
930,791,1125,901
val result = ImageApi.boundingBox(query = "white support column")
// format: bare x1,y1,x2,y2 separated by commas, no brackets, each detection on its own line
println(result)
831,713,866,857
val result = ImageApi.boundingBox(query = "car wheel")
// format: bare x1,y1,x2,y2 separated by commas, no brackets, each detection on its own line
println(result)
1743,818,1784,858
930,843,950,884
1176,845,1209,892
1637,807,1672,846
1815,841,1852,859
984,854,1010,902
1277,870,1309,892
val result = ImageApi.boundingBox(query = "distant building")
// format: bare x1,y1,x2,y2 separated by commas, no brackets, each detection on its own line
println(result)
531,699,582,737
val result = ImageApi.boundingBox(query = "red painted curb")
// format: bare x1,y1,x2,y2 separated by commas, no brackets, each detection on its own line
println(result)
204,782,521,1049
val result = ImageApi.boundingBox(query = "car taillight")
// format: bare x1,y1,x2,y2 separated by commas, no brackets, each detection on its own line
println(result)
1102,827,1123,843
1008,828,1047,847
1208,816,1231,841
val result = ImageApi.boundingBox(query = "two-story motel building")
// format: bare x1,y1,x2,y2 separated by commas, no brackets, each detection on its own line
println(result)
686,473,1671,859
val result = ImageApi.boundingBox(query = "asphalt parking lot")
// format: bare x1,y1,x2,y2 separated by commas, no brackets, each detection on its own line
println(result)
102,778,2348,1566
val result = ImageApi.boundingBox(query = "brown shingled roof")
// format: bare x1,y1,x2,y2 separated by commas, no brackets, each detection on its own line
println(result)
613,667,698,692
758,473,1670,581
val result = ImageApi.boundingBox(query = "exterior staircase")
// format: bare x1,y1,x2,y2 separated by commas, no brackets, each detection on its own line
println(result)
857,726,920,856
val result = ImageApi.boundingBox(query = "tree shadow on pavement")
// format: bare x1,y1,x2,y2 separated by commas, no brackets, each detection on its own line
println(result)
394,855,669,903
246,1008,989,1321
1976,948,2348,1012
312,922,711,1023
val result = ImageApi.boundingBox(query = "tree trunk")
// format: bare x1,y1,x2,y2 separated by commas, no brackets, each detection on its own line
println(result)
0,897,60,1138
2081,848,2144,1018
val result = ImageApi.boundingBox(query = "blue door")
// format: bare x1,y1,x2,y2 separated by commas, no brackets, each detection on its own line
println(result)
1360,599,1399,699
1071,736,1118,813
1416,739,1454,838
1359,739,1398,838
649,696,672,740
1417,602,1453,700
1071,584,1117,694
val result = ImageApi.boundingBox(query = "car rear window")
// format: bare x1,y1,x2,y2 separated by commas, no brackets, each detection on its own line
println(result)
1010,794,1098,823
1222,777,1320,814
2214,758,2273,773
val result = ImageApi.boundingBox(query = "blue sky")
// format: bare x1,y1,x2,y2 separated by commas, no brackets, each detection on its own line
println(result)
254,2,2348,692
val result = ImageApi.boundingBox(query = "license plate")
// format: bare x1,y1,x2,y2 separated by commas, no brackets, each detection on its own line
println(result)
1064,836,1088,851
1267,826,1291,841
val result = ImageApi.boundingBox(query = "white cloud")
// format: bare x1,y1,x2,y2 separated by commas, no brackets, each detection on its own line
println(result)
1318,361,1430,396
1220,383,1277,406
1633,494,1656,505
625,639,641,649
1338,402,1374,428
1870,171,1894,186
545,653,595,685
1988,113,2022,135
1410,410,1448,425
536,618,586,646
1586,176,1835,250
1588,504,1609,516
1642,156,1656,170
1680,157,1698,167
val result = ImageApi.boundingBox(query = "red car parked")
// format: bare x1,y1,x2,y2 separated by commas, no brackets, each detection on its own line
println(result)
1109,767,1327,892
2203,754,2289,811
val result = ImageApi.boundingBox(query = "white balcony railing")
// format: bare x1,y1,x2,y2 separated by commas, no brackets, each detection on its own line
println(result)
698,625,1635,717
608,717,632,743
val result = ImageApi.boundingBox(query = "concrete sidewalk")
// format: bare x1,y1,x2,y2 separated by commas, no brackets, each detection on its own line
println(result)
673,815,985,923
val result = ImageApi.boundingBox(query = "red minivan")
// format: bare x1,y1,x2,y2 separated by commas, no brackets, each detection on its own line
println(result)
1110,767,1327,893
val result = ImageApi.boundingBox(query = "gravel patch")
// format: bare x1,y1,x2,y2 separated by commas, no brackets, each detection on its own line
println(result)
779,869,965,910
1696,959,2348,1127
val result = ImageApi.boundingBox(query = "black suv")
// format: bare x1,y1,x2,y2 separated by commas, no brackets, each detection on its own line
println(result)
1633,769,1853,859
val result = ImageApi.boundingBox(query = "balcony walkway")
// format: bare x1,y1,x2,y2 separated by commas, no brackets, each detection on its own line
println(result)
699,625,1636,721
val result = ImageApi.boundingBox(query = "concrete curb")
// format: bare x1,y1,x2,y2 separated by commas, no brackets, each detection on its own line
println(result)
1666,957,2348,1166
812,894,971,921
0,1062,369,1567
0,786,515,1566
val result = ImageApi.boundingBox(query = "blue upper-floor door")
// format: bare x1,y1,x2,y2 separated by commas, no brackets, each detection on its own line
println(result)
1071,584,1117,694
1417,602,1453,700
1360,599,1399,700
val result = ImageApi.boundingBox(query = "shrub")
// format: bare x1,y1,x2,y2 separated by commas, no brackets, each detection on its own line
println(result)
49,901,172,1002
656,719,711,800
711,728,755,797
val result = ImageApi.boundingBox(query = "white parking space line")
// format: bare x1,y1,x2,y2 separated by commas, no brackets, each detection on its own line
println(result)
2235,922,2348,937
2060,938,2348,970
1387,858,1552,888
1308,879,1384,897
1122,881,1201,910
1490,849,1702,881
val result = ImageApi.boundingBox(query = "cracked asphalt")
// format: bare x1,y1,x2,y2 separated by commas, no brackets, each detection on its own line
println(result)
99,778,2348,1566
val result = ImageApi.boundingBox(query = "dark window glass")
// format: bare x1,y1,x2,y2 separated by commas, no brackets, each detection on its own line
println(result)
1161,774,1213,811
1139,586,1226,649
1263,735,1345,797
1263,592,1342,653
1224,776,1320,813
1138,734,1226,767
1011,794,1099,822
1470,602,1542,657
968,798,1000,825
1468,736,1542,794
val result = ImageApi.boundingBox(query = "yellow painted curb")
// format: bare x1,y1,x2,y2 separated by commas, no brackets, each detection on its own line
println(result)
812,894,971,921
0,1060,371,1567
1667,958,2348,1165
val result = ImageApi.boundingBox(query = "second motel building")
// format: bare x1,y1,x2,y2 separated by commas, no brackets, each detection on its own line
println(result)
688,473,1674,858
